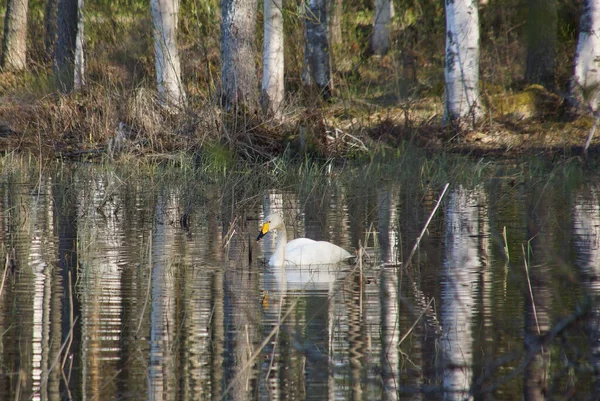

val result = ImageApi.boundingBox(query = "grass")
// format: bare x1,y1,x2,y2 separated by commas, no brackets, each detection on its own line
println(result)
0,0,596,163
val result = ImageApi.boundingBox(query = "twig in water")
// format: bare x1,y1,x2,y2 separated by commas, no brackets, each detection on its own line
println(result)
222,295,303,400
405,183,450,268
502,226,510,264
359,240,363,317
34,315,79,397
135,231,153,337
502,226,510,299
265,292,286,383
584,116,599,158
399,297,434,346
0,253,9,297
61,271,75,371
522,243,540,334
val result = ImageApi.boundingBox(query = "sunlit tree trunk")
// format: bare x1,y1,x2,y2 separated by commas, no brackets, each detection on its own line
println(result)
151,0,186,109
443,0,481,127
44,0,58,62
1,0,29,71
303,0,332,99
54,0,85,92
221,0,260,114
261,0,285,119
570,0,600,114
525,0,556,87
370,0,394,56
327,0,342,48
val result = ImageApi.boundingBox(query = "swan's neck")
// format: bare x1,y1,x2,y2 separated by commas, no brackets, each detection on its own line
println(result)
270,226,287,266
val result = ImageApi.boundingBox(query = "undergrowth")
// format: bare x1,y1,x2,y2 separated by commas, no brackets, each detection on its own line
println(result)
0,0,594,161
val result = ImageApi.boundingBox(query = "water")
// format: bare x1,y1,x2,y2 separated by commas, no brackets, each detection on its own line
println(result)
0,158,598,400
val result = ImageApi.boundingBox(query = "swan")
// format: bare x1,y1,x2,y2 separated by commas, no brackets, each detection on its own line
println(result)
256,213,353,266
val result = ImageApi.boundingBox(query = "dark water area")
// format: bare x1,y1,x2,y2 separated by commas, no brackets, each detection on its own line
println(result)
0,157,599,400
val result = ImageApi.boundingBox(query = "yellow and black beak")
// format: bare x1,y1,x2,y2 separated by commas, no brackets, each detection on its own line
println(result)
256,222,269,241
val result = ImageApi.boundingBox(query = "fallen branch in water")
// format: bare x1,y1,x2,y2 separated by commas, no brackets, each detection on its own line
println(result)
405,183,449,269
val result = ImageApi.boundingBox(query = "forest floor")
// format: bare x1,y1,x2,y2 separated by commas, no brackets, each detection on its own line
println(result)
0,69,597,163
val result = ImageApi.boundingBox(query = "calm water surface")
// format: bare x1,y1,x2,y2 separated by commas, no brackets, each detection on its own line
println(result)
0,159,599,400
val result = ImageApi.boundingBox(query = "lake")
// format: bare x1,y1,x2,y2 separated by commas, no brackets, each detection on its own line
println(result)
0,154,598,400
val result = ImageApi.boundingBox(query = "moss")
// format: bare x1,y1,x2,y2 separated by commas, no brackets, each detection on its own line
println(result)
490,85,562,119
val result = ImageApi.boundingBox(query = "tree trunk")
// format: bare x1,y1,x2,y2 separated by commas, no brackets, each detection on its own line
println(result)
303,0,332,99
370,0,394,56
261,0,285,119
151,0,186,109
2,0,30,71
443,0,481,127
525,0,556,87
570,0,600,114
44,0,58,63
54,0,85,93
327,0,342,48
221,0,259,114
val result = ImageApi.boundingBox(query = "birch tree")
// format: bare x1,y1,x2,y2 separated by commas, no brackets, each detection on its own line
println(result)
524,0,556,87
303,0,332,99
570,0,600,114
370,0,394,56
1,0,30,71
443,0,481,126
221,0,260,114
151,0,186,109
54,0,85,92
261,0,285,119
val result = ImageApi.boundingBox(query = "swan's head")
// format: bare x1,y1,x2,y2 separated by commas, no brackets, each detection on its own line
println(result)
256,213,284,242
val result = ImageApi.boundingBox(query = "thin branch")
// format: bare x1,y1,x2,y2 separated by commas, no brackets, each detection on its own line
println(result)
405,183,450,268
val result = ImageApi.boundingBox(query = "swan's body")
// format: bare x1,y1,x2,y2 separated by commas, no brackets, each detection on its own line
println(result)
257,213,353,267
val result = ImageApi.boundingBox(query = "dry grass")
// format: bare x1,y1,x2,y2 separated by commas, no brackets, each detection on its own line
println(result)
0,0,593,162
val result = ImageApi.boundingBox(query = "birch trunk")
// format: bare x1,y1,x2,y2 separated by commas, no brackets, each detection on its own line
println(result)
371,0,394,56
570,0,600,113
525,0,556,87
221,0,260,114
443,0,481,126
303,0,332,99
54,0,85,92
151,0,186,109
2,0,30,71
261,0,285,119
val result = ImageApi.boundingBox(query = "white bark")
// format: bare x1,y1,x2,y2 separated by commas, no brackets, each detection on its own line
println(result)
221,0,260,113
443,0,481,126
151,0,186,110
73,0,84,90
2,0,29,71
261,0,285,119
571,0,600,113
371,0,394,56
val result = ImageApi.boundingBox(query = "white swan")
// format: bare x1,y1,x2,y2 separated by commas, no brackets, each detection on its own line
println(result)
257,213,353,266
